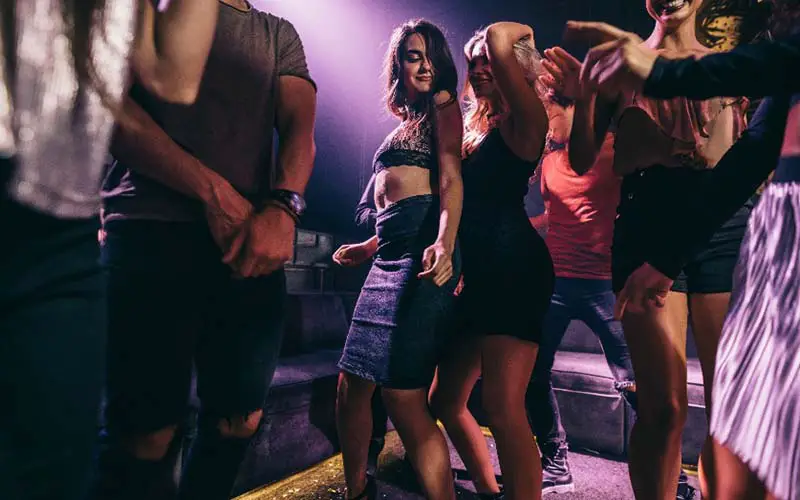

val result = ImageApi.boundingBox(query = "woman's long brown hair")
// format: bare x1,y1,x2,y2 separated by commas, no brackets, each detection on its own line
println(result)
1,0,108,95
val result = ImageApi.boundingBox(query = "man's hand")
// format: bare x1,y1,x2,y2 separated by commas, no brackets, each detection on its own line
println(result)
223,205,296,278
614,262,673,319
417,241,454,287
564,21,657,95
203,179,254,253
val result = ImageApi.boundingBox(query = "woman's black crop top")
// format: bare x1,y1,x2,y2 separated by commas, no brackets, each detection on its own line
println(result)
373,117,436,174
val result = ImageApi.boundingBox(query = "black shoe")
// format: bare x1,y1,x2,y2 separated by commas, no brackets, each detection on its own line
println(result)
366,437,384,477
541,443,575,495
676,470,698,500
478,488,504,500
349,476,377,500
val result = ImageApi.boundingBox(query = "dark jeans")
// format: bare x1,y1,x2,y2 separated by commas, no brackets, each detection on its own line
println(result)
527,277,635,451
93,220,286,500
0,199,106,500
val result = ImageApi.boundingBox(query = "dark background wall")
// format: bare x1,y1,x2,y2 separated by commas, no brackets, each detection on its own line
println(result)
255,0,756,238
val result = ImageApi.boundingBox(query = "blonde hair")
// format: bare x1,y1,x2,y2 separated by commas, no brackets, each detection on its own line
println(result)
462,28,546,156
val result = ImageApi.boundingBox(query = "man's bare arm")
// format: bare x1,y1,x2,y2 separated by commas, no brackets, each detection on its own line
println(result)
272,75,317,195
111,95,228,201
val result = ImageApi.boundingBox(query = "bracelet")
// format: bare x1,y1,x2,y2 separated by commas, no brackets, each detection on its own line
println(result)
549,92,575,108
265,199,300,223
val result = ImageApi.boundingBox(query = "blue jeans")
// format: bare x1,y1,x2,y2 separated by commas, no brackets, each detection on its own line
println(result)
527,277,635,450
0,198,106,500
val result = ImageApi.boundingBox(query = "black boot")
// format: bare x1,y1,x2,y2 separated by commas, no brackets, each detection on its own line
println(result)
540,442,575,495
366,435,384,477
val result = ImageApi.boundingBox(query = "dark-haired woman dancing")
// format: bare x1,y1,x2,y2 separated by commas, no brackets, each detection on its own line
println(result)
332,19,463,500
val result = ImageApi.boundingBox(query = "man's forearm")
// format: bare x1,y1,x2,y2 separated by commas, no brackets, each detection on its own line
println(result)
644,36,800,100
111,96,225,203
273,77,317,197
273,133,316,195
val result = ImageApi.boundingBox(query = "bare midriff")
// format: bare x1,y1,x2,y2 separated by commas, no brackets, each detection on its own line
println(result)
374,165,437,210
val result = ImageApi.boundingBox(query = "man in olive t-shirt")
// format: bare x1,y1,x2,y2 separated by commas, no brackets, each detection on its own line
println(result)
93,2,317,499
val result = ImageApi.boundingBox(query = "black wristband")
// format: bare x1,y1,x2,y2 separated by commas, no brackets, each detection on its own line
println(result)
268,189,306,219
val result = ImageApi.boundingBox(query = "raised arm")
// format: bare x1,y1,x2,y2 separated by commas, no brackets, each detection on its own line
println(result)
565,21,800,100
485,22,548,156
568,93,617,175
539,45,614,175
645,95,790,279
132,0,219,104
644,35,800,99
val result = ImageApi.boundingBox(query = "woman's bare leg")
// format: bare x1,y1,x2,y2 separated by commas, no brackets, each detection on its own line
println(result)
382,388,455,500
429,337,499,494
622,291,690,500
713,439,779,500
336,372,377,499
688,292,730,499
480,335,540,500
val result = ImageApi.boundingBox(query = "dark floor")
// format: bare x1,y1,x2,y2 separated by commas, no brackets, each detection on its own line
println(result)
236,430,698,499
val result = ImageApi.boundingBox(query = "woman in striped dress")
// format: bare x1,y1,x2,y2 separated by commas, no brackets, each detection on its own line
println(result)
567,3,800,497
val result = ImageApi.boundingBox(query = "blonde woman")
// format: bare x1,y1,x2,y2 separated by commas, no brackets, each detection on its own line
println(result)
428,22,552,500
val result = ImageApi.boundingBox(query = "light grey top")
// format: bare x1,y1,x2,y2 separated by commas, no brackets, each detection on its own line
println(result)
0,0,137,218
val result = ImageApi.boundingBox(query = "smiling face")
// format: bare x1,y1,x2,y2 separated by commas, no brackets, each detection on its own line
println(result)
466,40,496,99
646,0,703,29
401,33,434,101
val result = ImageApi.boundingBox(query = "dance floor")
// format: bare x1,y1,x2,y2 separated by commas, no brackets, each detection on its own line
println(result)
235,429,699,499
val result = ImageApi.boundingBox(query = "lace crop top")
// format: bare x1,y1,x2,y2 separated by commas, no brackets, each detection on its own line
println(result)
373,117,436,174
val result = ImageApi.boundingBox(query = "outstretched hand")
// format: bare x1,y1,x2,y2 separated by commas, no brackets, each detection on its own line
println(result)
563,21,658,95
332,242,376,267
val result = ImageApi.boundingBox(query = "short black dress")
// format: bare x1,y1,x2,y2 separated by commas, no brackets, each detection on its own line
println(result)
455,128,554,342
